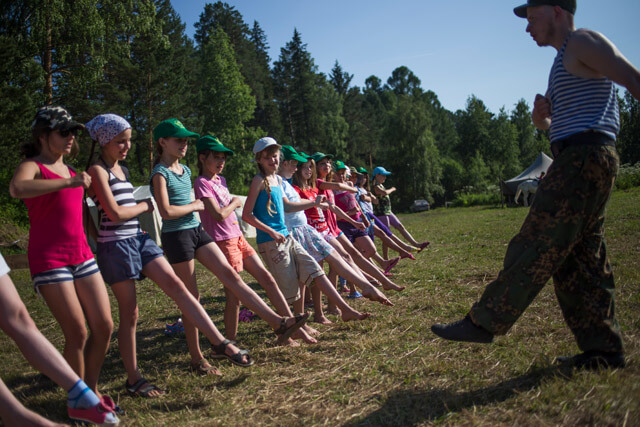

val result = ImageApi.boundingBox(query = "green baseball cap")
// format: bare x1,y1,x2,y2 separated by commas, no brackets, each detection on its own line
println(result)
334,160,347,171
281,145,308,162
513,0,576,18
311,152,334,162
357,166,368,174
153,118,199,141
196,135,234,156
297,151,311,160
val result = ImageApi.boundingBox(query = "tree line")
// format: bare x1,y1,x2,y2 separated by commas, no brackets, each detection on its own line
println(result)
2,0,638,225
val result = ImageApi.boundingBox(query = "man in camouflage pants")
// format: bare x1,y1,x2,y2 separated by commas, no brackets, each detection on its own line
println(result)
431,0,640,369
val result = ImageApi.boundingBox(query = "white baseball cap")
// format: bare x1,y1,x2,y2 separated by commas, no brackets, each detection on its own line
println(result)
252,137,281,154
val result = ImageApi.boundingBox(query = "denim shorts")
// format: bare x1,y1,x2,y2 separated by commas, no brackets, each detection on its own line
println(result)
97,233,164,285
161,225,214,264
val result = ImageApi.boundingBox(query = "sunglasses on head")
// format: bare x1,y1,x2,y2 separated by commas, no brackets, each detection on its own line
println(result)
58,129,78,138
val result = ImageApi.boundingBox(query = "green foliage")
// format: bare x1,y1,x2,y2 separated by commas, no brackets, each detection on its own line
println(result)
1,1,638,208
615,163,640,190
451,185,501,207
618,90,640,165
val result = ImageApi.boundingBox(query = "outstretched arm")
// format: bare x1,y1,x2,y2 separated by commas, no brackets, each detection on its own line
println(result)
571,29,640,100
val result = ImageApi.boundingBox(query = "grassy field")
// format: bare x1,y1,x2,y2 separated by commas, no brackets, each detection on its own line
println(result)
1,188,639,426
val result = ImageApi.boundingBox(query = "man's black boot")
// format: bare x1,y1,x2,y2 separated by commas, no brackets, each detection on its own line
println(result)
431,315,494,343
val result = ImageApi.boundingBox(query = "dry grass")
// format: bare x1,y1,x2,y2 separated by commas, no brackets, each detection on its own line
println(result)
1,188,639,426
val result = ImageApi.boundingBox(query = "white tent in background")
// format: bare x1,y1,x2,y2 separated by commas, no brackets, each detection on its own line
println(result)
502,152,553,195
86,185,255,251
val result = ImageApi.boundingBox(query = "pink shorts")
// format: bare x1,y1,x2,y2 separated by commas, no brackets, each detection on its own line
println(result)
216,235,256,272
377,213,402,229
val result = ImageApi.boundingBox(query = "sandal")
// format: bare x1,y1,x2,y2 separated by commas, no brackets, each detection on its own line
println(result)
211,340,254,367
383,257,400,274
273,313,309,345
125,378,166,398
190,358,222,376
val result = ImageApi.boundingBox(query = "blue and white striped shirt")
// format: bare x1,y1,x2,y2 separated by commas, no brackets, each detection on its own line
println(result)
92,164,141,243
548,35,619,143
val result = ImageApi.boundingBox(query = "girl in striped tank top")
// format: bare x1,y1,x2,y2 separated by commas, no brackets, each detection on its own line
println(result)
88,115,278,393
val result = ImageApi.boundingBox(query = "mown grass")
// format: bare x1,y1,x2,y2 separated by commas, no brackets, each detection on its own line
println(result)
2,188,639,426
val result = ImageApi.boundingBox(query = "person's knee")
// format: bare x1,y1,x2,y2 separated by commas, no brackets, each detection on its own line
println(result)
0,305,37,339
63,322,89,347
92,316,114,341
119,305,139,328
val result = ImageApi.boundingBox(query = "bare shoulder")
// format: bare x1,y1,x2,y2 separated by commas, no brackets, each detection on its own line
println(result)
564,28,620,78
13,159,41,177
568,28,613,51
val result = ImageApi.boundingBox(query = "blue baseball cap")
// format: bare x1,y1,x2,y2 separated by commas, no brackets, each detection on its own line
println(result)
372,166,391,177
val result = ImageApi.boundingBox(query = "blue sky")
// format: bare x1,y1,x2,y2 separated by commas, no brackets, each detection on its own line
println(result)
170,0,640,115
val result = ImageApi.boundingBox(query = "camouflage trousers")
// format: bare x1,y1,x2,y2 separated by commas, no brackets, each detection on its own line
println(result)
469,143,623,353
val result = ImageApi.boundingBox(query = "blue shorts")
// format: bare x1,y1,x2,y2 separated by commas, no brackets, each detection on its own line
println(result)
32,259,100,292
161,225,214,264
97,233,164,285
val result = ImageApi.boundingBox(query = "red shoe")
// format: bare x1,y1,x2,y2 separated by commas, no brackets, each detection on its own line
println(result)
401,253,416,260
68,401,119,426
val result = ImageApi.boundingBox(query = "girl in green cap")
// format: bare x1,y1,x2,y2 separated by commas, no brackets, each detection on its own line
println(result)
150,121,309,372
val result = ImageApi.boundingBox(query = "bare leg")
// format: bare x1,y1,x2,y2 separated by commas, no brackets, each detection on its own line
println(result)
373,226,414,259
223,287,240,341
110,279,163,394
143,257,246,364
168,259,206,365
195,243,306,338
0,379,68,427
0,276,78,391
74,273,115,394
310,275,371,321
324,251,394,306
311,283,331,324
334,235,405,292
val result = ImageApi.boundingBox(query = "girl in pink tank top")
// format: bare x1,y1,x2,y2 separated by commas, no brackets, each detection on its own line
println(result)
10,106,117,413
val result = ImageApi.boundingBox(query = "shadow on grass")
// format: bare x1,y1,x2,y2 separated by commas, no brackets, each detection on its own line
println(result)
347,365,575,426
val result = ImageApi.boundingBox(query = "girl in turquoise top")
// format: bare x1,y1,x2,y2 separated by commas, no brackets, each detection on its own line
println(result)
150,120,308,372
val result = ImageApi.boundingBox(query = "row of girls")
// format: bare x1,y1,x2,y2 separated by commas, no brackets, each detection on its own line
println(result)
5,106,427,426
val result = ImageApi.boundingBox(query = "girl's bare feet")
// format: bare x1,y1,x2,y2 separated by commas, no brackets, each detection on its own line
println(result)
313,314,332,324
381,280,405,293
341,308,372,322
325,308,342,316
361,287,395,306
291,327,318,344
303,324,320,336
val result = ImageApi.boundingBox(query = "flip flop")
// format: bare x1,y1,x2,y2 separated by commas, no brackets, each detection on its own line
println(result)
274,313,310,345
383,257,400,274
